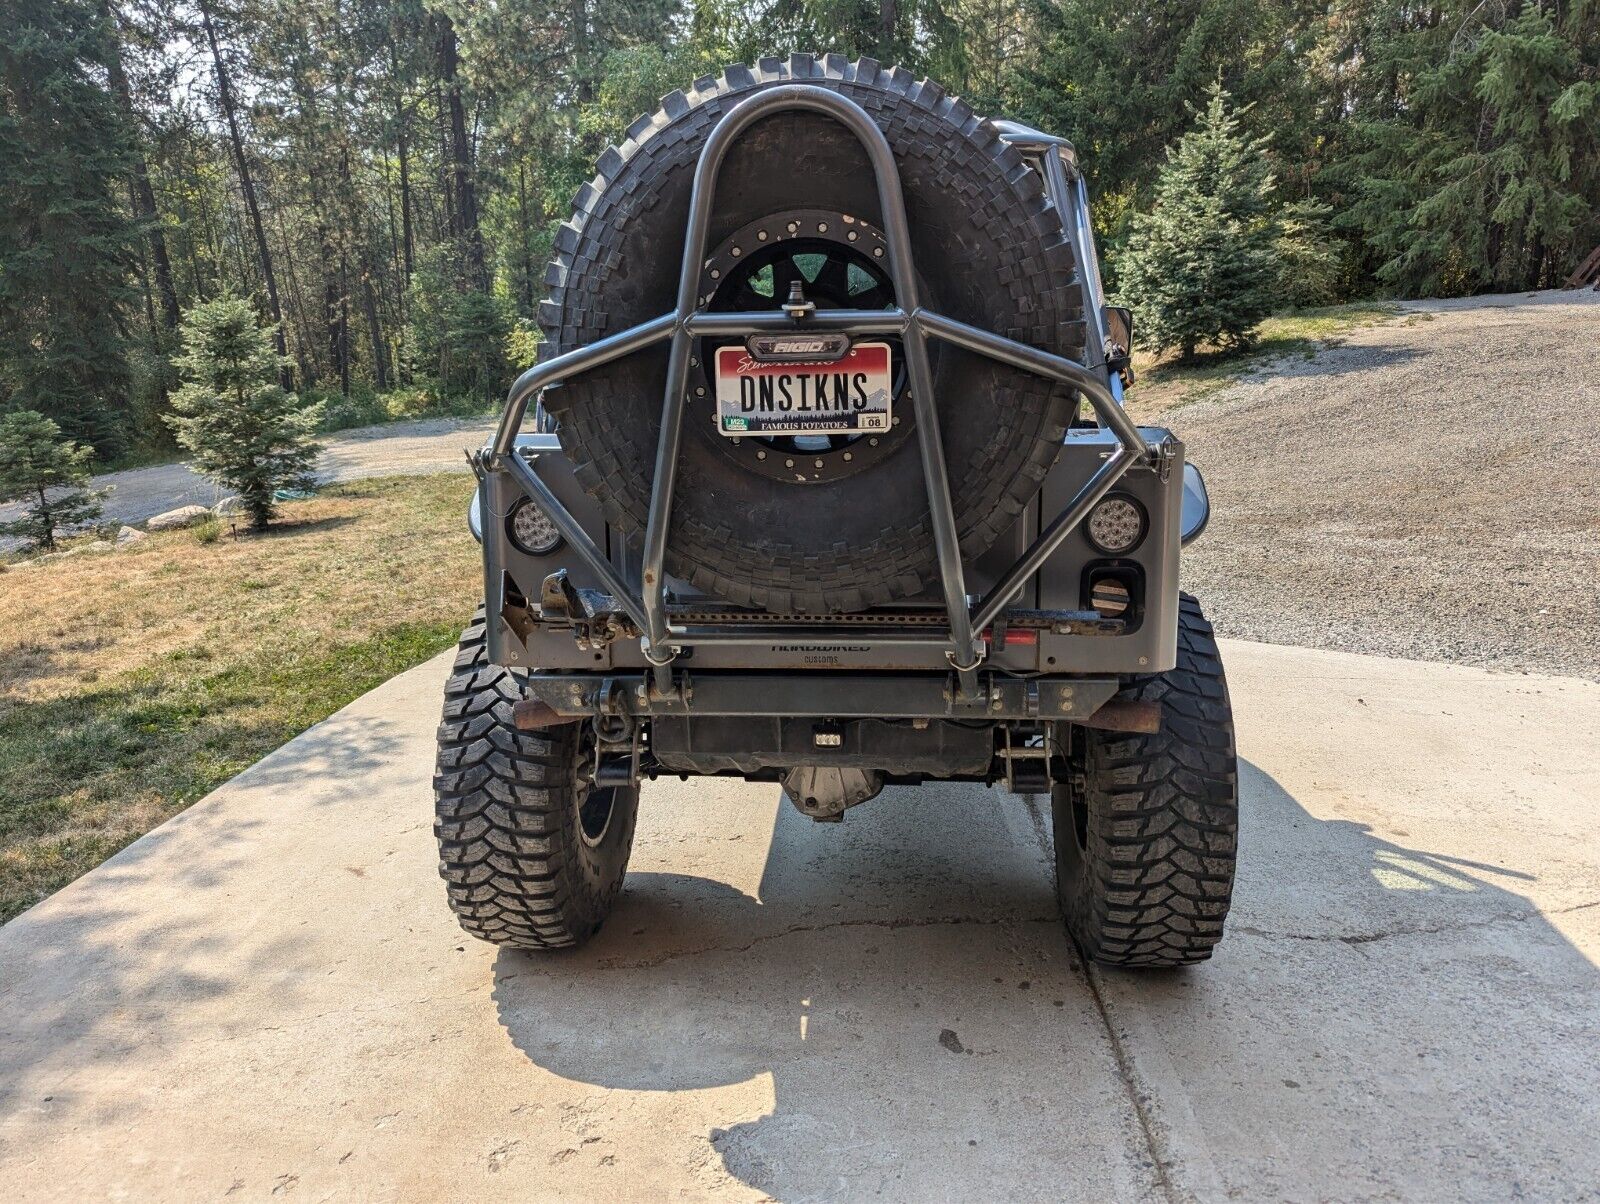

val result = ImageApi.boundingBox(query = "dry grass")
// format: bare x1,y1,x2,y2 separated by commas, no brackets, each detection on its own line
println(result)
1127,302,1406,416
0,473,481,923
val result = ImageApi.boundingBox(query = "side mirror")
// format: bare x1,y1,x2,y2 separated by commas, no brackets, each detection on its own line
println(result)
1103,305,1133,350
1180,463,1210,546
1103,306,1134,387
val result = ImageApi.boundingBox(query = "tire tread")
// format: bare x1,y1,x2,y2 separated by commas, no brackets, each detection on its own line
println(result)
1060,594,1239,967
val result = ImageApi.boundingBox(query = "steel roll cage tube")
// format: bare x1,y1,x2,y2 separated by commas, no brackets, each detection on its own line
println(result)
486,84,1158,692
635,84,976,688
1041,147,1111,364
686,309,910,336
493,312,677,457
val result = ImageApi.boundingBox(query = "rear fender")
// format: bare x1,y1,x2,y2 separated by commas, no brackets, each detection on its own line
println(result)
1180,462,1210,546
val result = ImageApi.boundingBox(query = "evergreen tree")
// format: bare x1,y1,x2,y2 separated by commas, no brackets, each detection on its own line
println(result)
0,0,139,456
1118,84,1278,359
167,297,323,530
1274,198,1343,309
438,290,512,401
1338,0,1600,295
0,411,105,552
1009,0,1315,232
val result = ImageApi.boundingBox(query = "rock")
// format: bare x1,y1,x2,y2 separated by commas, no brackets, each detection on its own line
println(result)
213,496,246,517
115,525,146,545
146,505,211,531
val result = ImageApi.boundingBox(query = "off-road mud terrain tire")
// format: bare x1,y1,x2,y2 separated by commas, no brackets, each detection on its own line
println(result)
539,53,1085,612
434,609,637,950
1053,594,1238,966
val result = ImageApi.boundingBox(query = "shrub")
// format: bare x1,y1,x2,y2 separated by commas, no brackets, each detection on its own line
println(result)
381,384,439,420
0,411,104,552
166,297,323,531
507,320,543,372
317,391,389,432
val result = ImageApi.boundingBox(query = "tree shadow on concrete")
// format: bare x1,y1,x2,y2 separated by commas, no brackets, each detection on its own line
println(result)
0,708,414,1122
491,759,1599,1200
1091,759,1600,1200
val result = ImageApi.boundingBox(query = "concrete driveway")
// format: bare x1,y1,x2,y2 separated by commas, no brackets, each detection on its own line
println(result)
1,640,1596,1201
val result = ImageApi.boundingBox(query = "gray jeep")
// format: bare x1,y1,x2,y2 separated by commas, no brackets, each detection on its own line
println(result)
441,56,1238,968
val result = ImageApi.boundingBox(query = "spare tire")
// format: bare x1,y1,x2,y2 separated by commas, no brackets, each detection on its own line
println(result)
539,53,1084,613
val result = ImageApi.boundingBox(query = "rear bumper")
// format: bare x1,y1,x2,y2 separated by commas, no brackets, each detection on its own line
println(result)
476,425,1187,680
520,670,1122,723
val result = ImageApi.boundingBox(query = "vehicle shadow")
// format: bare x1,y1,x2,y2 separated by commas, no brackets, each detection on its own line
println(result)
490,759,1600,1200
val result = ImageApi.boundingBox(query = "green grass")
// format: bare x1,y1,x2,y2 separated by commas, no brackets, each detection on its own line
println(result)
1130,302,1406,413
0,621,460,920
0,473,481,924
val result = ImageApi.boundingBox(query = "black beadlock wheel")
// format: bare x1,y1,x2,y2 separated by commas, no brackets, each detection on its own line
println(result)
1053,594,1240,967
433,608,637,951
539,53,1085,613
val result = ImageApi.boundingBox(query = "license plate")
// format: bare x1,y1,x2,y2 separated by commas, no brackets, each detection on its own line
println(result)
714,342,892,437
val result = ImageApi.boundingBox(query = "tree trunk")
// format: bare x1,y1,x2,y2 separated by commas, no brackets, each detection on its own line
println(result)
102,0,179,330
334,143,388,391
271,200,318,386
129,178,158,331
198,0,290,388
389,39,415,290
436,13,487,291
36,486,55,552
879,0,897,59
338,248,352,396
361,268,389,390
318,219,341,381
517,161,536,311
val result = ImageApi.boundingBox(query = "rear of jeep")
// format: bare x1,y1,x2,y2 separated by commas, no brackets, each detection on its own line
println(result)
437,56,1239,968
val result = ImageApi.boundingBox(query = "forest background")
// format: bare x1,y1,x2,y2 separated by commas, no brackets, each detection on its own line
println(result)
3,0,1596,462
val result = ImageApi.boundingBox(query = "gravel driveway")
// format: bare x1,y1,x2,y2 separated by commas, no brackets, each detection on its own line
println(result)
11,295,1595,678
1165,289,1600,679
1,416,494,549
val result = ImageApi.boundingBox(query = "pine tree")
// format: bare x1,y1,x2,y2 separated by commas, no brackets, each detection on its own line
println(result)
0,411,105,552
1339,0,1600,295
167,297,323,530
1274,198,1343,309
1118,84,1278,359
0,0,139,456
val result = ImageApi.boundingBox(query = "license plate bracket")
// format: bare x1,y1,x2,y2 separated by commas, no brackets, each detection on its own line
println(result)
714,342,892,437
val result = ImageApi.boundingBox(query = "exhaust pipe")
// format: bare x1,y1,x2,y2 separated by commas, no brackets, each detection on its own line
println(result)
510,699,580,731
1080,699,1162,734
